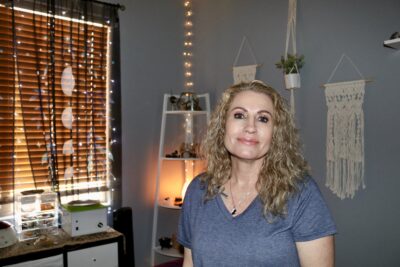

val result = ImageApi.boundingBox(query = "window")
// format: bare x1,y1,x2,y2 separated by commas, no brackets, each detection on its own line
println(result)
0,2,119,218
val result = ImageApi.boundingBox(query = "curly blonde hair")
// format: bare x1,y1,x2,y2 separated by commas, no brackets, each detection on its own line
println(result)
200,81,309,217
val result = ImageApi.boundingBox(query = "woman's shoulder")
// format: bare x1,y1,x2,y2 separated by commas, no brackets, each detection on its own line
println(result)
189,172,208,188
181,173,211,209
290,175,331,210
295,174,318,190
290,175,325,203
185,173,208,198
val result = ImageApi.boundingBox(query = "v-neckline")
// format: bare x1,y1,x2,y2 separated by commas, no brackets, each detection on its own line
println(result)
216,192,258,221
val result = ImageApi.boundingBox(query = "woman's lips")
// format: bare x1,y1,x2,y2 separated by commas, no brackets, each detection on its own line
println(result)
237,138,259,145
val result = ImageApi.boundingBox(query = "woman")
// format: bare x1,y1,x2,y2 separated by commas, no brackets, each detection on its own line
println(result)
178,81,336,266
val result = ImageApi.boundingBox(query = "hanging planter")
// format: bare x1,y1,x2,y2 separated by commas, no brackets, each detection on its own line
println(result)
275,53,304,90
284,73,301,89
277,0,301,114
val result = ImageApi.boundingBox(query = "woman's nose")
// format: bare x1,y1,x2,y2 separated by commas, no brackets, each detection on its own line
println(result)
244,117,256,133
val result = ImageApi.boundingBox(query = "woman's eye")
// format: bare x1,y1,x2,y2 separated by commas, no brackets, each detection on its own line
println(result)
258,116,269,123
233,113,245,119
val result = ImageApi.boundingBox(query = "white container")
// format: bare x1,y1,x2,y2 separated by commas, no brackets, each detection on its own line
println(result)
62,202,108,237
284,73,301,89
15,191,59,241
0,221,18,248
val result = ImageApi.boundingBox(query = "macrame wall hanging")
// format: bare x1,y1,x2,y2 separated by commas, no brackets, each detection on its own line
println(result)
323,54,371,199
232,36,260,84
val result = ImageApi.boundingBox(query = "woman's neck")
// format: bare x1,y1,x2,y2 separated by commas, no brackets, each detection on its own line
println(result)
230,158,262,187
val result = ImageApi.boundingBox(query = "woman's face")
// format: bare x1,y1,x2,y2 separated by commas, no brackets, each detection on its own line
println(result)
224,90,274,162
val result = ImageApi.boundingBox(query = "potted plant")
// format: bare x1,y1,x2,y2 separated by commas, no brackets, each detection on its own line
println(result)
275,53,304,89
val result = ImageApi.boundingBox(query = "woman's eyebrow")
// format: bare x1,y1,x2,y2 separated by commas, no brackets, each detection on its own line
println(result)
229,107,272,116
258,110,273,116
229,106,246,112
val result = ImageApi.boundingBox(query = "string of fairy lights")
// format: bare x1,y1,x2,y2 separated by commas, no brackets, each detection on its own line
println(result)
182,0,195,199
183,0,194,91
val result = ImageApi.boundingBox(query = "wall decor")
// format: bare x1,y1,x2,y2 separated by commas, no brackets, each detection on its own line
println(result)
323,54,371,199
232,36,260,84
279,0,301,115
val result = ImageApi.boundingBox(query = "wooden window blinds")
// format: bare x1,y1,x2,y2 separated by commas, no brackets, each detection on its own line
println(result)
0,4,111,211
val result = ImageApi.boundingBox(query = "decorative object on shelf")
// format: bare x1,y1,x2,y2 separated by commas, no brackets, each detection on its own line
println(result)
169,96,179,110
232,36,260,84
383,31,400,49
159,236,173,250
179,142,198,158
277,0,301,115
174,197,183,207
177,92,201,111
165,142,198,158
323,53,372,199
165,150,180,158
171,233,184,254
389,31,400,39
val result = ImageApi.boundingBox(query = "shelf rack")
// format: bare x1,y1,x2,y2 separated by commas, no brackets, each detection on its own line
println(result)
150,93,210,266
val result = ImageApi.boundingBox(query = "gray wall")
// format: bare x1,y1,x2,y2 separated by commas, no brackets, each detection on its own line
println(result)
116,0,400,266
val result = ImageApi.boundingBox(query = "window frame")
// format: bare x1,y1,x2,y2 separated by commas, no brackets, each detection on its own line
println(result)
0,3,121,220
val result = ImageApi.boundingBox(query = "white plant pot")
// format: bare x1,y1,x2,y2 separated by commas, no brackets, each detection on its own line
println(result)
284,73,301,89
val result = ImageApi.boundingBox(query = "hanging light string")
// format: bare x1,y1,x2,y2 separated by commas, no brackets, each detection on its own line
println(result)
181,0,195,199
183,0,193,92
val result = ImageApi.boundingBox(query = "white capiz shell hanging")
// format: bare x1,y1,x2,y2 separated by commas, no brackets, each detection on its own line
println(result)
61,107,73,129
61,66,75,96
41,153,48,164
233,65,258,84
62,139,74,155
64,166,74,179
87,154,93,172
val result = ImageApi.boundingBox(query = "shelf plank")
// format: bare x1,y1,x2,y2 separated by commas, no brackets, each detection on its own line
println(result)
165,110,208,115
154,246,183,258
161,157,202,161
158,199,182,210
384,38,400,49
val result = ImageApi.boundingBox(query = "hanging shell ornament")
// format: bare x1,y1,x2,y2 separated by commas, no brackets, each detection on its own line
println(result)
61,66,75,96
41,153,48,164
61,107,73,129
64,166,74,179
63,139,74,155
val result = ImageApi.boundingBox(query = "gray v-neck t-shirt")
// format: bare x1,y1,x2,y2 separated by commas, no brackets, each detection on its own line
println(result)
178,175,336,267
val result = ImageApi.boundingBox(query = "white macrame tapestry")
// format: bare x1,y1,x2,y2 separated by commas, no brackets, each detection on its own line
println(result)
232,36,259,84
233,65,257,84
324,79,366,199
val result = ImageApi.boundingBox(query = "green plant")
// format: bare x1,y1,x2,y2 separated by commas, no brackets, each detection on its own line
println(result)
275,53,304,74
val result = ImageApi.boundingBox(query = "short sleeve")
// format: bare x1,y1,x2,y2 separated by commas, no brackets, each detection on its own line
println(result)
291,177,337,242
178,176,203,249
